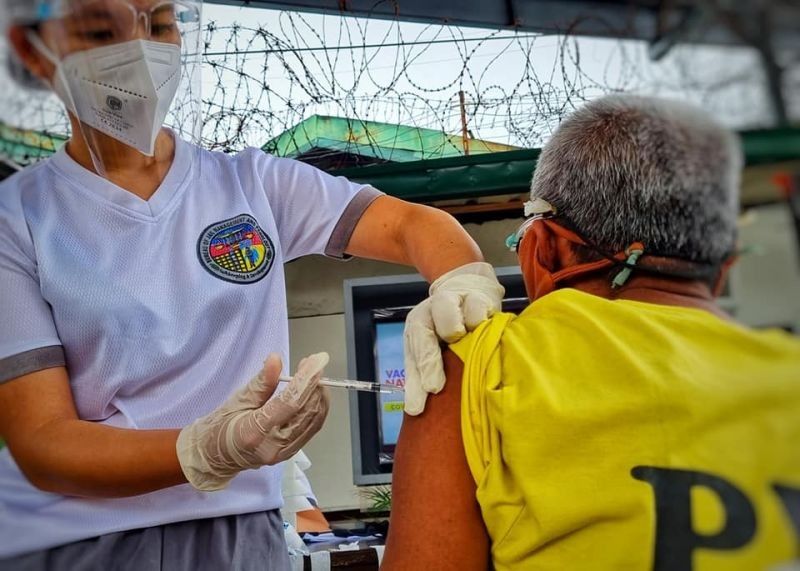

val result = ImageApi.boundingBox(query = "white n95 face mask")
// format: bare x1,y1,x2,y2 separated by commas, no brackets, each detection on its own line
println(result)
29,35,182,156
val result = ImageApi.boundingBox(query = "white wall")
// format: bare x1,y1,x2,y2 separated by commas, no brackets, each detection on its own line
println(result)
284,219,519,318
288,313,357,510
288,206,800,511
735,204,800,329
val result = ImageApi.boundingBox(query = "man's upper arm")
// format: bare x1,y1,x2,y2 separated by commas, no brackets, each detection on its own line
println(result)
383,350,490,571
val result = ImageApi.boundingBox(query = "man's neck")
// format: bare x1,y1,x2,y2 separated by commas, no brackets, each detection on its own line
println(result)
567,275,730,320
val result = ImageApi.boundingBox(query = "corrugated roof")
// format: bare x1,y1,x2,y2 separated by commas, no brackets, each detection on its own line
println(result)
261,115,519,163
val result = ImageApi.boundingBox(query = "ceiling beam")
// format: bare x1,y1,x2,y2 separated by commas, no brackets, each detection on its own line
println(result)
205,0,800,50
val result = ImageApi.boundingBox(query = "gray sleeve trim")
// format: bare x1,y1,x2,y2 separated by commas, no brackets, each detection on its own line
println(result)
324,186,385,259
0,346,66,385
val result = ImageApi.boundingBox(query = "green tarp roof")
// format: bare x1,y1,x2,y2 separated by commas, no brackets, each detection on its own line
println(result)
262,115,519,162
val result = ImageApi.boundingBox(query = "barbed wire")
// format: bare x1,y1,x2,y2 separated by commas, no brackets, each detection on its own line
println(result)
0,4,794,169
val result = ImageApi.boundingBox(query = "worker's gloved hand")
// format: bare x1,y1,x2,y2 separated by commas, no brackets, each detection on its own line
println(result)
177,353,331,492
404,262,505,416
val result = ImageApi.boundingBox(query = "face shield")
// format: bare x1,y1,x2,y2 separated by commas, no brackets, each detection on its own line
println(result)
7,0,203,179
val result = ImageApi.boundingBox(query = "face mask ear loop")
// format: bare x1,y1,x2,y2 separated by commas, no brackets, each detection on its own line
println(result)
25,31,70,98
27,31,84,119
611,243,645,289
26,31,60,68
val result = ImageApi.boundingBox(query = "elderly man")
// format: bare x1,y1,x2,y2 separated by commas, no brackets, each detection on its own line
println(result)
382,95,800,571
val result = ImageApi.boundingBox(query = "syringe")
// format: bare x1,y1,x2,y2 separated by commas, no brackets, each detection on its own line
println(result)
279,376,404,394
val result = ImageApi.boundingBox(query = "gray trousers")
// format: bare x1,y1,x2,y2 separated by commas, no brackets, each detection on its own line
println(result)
1,510,291,571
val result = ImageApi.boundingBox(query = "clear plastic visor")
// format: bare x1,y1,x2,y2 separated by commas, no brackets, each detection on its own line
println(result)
24,0,203,178
49,0,200,52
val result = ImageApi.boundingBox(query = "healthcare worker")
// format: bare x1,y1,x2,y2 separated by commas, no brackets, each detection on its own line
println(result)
0,1,505,568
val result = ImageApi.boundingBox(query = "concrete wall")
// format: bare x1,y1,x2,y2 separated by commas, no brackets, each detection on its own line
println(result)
287,205,800,511
735,205,800,328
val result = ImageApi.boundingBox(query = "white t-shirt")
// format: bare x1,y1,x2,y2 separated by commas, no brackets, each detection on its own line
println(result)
0,136,381,558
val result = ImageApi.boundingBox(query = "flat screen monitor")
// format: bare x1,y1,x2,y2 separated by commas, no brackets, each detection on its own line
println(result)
344,267,528,486
373,319,405,460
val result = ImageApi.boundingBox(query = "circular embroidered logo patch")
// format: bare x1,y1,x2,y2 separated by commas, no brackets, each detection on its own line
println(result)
197,214,275,284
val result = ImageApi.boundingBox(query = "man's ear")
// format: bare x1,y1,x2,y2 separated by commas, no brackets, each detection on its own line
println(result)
7,25,55,85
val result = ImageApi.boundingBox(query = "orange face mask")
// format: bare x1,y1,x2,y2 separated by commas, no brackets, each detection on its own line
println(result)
517,219,644,301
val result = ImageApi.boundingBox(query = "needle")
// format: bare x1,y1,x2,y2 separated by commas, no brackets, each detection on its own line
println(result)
278,376,405,394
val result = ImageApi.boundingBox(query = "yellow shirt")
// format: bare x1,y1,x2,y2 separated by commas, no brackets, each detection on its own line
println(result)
451,289,800,571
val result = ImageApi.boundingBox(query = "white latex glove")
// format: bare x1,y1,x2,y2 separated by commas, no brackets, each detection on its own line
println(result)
177,352,331,491
404,262,505,415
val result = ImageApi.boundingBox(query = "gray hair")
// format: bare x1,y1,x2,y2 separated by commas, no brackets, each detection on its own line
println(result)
530,94,742,264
